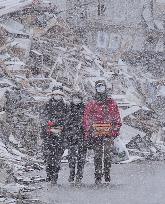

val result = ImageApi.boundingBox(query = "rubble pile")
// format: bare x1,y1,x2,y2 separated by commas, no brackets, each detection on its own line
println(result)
0,2,115,156
0,135,44,204
0,1,164,158
0,1,164,202
0,0,164,192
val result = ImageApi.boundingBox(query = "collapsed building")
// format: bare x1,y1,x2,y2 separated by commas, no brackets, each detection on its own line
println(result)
0,0,164,160
1,1,165,203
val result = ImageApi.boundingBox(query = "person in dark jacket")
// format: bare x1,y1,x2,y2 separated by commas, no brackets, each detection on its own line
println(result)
66,93,87,184
42,87,67,184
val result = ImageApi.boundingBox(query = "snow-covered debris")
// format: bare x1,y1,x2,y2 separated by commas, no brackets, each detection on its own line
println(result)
113,137,130,161
142,3,155,30
120,124,146,145
0,0,164,179
0,78,14,88
8,134,19,146
0,0,32,17
9,38,31,60
0,136,44,203
0,111,6,122
126,134,165,160
5,60,25,67
0,3,163,164
0,88,7,110
0,19,30,36
157,85,165,97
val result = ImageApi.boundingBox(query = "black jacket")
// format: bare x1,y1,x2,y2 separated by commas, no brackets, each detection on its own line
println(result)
40,98,68,143
65,102,84,143
44,98,68,127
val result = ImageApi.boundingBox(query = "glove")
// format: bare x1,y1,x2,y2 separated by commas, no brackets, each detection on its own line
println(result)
113,127,120,131
47,121,55,127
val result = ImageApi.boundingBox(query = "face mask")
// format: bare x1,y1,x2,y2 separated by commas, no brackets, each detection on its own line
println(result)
72,98,82,105
52,95,63,101
96,85,106,93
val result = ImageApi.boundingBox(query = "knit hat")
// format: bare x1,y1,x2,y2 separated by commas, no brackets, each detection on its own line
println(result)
95,80,106,88
95,80,107,100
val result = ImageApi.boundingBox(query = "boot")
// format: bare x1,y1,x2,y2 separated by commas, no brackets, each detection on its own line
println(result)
51,174,58,185
104,174,111,183
68,169,75,183
95,174,102,185
95,177,102,185
51,179,57,185
45,176,51,182
75,176,82,186
68,175,75,183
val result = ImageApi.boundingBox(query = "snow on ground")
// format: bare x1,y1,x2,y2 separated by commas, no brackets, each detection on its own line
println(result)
28,161,165,204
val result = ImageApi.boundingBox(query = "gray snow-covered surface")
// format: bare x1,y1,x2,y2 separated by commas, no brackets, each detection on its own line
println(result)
28,162,165,204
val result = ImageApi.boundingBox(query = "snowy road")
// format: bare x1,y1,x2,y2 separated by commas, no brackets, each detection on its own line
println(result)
31,161,165,204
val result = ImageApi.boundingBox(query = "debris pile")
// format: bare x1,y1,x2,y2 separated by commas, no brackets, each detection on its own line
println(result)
0,1,164,202
0,0,164,169
0,136,44,204
0,2,115,157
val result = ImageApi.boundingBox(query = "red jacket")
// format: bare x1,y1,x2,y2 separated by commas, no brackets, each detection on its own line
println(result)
83,98,122,139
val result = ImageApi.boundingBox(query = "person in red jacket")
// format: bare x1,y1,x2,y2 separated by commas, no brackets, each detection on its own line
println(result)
83,80,122,184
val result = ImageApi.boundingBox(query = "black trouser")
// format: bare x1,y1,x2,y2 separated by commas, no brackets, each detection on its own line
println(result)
68,138,87,180
44,133,64,181
93,137,113,180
